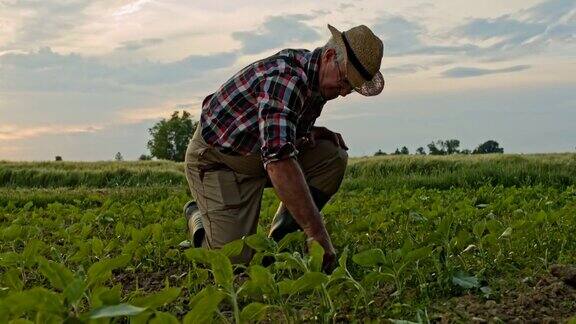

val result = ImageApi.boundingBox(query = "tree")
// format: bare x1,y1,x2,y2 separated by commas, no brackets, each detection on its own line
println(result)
400,146,409,155
374,149,387,156
427,139,461,155
55,156,63,161
473,140,504,154
393,148,401,155
427,141,446,155
147,111,198,162
114,152,123,161
416,147,426,155
445,139,460,154
139,154,152,161
460,149,471,154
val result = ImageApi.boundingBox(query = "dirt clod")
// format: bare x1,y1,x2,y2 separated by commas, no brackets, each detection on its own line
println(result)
550,264,576,288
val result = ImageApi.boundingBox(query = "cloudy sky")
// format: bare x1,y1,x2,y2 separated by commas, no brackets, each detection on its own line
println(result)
1,0,575,160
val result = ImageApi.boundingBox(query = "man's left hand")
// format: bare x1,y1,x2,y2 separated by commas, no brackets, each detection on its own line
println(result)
309,126,348,150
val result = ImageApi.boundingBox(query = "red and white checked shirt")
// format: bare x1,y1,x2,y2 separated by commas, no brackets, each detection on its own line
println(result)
200,47,326,166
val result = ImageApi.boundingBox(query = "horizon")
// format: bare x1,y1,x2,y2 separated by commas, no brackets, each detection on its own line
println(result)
1,0,575,161
2,150,575,163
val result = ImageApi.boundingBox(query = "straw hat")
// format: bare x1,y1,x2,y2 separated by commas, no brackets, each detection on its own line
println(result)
327,24,384,96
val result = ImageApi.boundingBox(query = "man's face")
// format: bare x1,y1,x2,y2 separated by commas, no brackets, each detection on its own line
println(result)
319,49,353,101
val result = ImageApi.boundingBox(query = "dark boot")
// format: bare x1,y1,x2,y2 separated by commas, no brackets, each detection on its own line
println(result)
268,186,331,242
183,201,205,248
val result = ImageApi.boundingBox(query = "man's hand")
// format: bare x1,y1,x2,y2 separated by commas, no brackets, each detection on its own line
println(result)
266,158,335,265
306,237,337,273
309,126,348,150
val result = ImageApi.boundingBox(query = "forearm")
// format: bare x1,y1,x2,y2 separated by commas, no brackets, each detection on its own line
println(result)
266,158,330,240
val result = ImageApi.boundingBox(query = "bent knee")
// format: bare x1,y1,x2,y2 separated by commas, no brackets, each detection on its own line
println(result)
314,139,348,170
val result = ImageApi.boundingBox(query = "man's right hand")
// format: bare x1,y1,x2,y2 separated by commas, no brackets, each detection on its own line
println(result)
307,235,337,273
266,157,336,272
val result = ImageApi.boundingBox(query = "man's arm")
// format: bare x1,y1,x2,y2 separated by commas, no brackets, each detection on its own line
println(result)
255,72,336,268
265,158,335,256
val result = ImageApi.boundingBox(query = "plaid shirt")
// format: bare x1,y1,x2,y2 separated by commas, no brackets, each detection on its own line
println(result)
200,47,326,166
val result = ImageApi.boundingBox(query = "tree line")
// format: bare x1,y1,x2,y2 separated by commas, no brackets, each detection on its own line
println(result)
145,113,505,161
54,111,507,162
374,139,504,156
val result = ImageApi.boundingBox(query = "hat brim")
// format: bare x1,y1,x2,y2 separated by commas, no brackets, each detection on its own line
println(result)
327,24,385,97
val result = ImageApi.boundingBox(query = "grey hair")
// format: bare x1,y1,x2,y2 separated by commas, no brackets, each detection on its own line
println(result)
323,36,346,65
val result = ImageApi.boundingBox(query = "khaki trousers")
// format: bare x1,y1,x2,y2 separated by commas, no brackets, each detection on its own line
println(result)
184,127,348,262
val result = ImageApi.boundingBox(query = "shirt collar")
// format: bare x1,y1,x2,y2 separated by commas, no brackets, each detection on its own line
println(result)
305,47,323,94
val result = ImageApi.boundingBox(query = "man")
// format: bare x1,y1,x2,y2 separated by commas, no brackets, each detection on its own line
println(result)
184,24,384,270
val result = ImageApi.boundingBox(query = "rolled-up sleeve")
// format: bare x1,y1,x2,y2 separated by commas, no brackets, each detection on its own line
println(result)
257,74,307,167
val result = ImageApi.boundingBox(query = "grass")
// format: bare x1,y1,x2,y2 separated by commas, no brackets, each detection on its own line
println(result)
2,153,575,189
0,154,575,322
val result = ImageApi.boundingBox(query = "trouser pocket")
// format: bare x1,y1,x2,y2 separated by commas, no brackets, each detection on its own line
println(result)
201,168,243,210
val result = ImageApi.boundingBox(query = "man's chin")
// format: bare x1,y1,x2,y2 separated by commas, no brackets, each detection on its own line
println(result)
325,93,339,101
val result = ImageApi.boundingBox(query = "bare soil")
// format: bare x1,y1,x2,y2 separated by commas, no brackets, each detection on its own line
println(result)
113,266,189,293
433,265,576,323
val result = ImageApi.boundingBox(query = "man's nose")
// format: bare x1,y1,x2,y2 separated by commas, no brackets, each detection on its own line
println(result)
340,87,352,97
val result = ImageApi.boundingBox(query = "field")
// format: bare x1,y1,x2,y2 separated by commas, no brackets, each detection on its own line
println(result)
1,154,575,323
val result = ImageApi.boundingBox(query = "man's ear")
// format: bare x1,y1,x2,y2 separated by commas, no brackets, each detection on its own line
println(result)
323,48,336,61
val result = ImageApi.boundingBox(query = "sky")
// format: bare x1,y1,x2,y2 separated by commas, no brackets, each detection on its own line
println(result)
0,0,575,160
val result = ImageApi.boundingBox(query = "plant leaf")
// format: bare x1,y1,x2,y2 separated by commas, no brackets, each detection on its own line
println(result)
452,273,480,289
248,265,274,287
309,241,324,272
88,303,147,319
330,247,350,280
185,248,212,265
132,287,181,309
240,302,268,322
184,287,225,324
63,278,86,305
499,226,512,239
291,272,328,294
150,311,180,324
352,248,386,267
389,319,419,324
209,251,234,290
245,233,276,252
220,238,244,258
278,279,295,295
37,258,74,291
87,254,131,286
98,285,122,306
404,246,432,264
3,268,24,291
473,221,486,238
277,231,305,251
3,288,64,317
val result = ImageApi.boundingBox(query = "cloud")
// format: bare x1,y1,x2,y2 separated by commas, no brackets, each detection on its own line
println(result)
0,123,104,141
0,145,23,158
456,0,576,59
460,15,545,41
115,38,164,51
232,14,322,54
404,44,480,56
372,14,480,57
370,0,574,61
116,99,203,124
383,64,428,75
0,47,238,92
0,0,94,47
523,0,576,23
112,0,153,18
338,3,355,11
442,65,531,78
372,15,425,55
